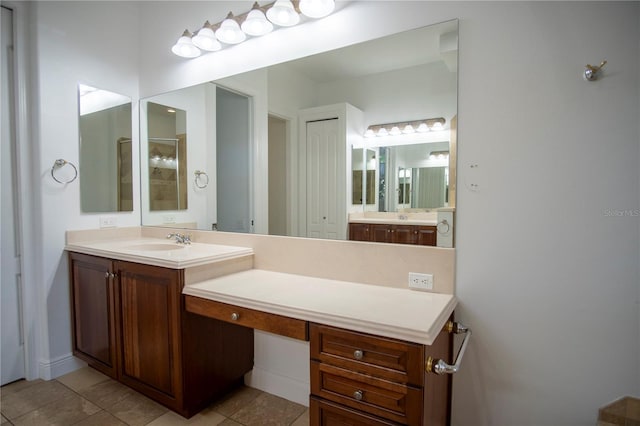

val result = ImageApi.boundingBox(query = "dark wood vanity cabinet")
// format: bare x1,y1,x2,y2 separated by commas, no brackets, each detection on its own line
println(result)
68,252,254,418
70,253,118,378
309,323,452,426
349,223,437,246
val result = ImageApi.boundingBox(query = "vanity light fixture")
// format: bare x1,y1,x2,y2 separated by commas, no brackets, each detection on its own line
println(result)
299,0,335,18
192,21,222,52
171,30,201,58
216,13,247,45
171,0,336,59
364,118,447,138
429,150,450,160
241,3,273,36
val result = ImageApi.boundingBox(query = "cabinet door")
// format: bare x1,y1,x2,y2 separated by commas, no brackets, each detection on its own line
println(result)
390,225,417,245
416,226,437,246
369,224,391,243
348,223,369,242
116,261,182,402
69,253,118,378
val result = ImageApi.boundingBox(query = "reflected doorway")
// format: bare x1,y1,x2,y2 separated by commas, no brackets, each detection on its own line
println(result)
268,115,288,236
216,87,252,233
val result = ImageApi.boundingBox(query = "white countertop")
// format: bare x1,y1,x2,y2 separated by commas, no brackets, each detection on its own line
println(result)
65,238,253,269
184,269,457,345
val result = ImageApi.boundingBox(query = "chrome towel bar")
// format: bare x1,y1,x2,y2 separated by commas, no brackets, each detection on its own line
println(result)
426,321,471,375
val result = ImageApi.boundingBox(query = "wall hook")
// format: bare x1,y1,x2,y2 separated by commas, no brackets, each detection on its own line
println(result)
584,60,607,81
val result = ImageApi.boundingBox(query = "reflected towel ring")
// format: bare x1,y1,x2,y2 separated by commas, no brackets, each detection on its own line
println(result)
51,159,78,184
437,219,450,234
194,170,209,188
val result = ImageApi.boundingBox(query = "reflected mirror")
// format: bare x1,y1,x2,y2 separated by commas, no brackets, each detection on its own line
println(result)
79,84,132,212
140,20,458,245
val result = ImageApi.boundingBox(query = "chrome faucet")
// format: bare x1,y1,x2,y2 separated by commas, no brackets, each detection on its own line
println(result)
166,233,191,244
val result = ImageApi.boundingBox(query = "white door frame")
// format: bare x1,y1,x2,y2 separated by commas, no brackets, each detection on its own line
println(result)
2,0,40,381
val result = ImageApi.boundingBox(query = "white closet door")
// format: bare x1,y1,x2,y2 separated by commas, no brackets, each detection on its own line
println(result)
306,119,340,239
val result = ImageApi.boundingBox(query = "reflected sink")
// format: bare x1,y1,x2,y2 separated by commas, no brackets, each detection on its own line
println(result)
124,243,186,251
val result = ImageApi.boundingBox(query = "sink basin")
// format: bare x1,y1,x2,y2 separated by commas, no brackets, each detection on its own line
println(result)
124,243,186,251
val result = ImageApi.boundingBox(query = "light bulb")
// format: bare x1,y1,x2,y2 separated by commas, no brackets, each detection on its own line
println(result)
402,124,415,134
431,121,444,131
216,13,247,44
377,127,388,137
242,6,273,36
192,21,222,51
266,0,300,27
389,126,401,136
364,129,376,138
416,123,429,132
299,0,335,18
171,30,201,58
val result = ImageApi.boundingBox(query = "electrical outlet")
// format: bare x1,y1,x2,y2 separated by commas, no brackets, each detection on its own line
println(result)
99,216,117,228
408,272,433,291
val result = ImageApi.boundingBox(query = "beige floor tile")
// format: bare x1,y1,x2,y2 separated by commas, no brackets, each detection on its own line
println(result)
146,408,226,426
212,386,263,417
11,392,101,426
0,380,75,420
77,379,136,410
56,367,110,392
0,379,44,397
290,408,309,426
74,410,128,426
218,419,243,426
230,393,306,426
107,391,168,426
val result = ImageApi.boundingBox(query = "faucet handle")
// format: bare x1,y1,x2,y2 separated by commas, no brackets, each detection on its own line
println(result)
184,234,192,244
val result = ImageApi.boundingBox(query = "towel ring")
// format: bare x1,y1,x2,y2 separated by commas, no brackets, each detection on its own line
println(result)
51,159,78,184
194,170,209,189
437,219,450,234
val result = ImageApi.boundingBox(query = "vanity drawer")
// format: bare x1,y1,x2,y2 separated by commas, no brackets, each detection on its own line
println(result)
184,295,308,341
311,361,422,425
310,396,402,426
310,324,424,386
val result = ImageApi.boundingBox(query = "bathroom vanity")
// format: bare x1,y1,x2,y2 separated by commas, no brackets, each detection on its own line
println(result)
66,227,459,424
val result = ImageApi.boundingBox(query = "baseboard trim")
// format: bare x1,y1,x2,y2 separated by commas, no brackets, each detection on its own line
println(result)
39,353,85,380
245,367,310,407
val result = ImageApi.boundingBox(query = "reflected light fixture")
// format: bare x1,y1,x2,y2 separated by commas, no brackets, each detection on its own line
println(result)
364,118,447,138
172,0,336,59
216,12,247,44
171,30,201,58
242,2,274,36
429,150,450,160
299,0,335,18
192,21,222,51
266,0,300,26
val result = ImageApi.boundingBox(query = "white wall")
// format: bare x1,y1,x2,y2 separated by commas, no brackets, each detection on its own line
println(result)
23,1,639,425
30,1,140,377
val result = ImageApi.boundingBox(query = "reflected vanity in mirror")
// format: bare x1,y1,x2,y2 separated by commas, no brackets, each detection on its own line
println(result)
78,84,133,212
140,19,458,246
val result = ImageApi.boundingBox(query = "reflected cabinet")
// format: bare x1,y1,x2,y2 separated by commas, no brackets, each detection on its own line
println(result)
348,223,437,246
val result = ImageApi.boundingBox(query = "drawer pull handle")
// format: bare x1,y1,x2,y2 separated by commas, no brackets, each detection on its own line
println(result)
353,350,363,360
231,312,240,321
353,390,363,401
426,321,471,375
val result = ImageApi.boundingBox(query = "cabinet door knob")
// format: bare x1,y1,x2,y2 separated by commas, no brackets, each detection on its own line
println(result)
231,312,239,321
353,390,364,401
110,273,116,279
353,349,363,360
105,272,110,278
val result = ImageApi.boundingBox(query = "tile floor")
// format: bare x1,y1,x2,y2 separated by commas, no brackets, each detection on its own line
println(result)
0,367,309,426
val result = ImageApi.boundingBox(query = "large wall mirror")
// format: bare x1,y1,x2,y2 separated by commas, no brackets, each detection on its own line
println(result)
140,19,458,244
78,84,133,212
